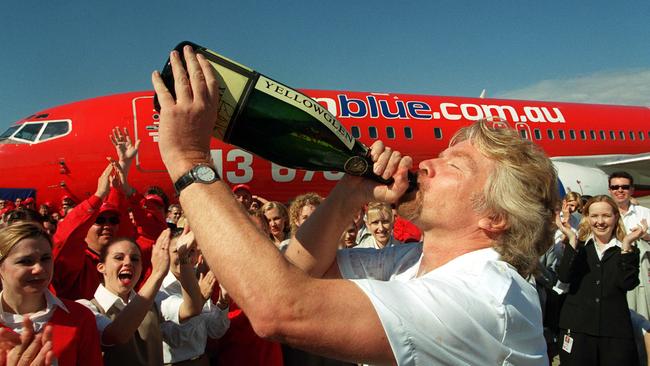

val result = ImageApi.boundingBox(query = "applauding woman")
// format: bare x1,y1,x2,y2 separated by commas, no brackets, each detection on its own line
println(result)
0,222,102,365
556,195,645,366
79,229,172,366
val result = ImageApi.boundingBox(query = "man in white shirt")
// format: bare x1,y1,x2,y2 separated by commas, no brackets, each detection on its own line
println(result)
609,171,650,322
156,229,230,364
152,46,557,365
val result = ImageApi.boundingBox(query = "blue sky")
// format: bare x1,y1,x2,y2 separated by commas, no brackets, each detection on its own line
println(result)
1,1,649,130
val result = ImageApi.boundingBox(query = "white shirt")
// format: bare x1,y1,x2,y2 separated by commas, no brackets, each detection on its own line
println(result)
0,289,68,333
157,271,230,363
587,234,622,261
77,284,138,336
338,243,548,366
622,204,650,235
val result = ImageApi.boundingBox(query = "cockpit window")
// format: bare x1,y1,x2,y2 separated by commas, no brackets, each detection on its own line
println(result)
12,123,44,142
39,121,70,141
0,125,19,140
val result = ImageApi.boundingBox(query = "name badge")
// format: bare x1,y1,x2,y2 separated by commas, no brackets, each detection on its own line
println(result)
562,334,574,353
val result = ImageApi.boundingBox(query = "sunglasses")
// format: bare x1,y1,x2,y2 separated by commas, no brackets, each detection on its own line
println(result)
609,185,631,191
95,216,120,225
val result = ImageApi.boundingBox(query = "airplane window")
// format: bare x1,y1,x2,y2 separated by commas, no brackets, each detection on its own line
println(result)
369,126,378,139
351,126,360,139
558,130,566,140
629,131,635,141
12,123,44,142
579,130,586,140
640,132,645,141
433,127,443,140
519,130,527,139
404,127,413,139
386,127,395,139
534,128,541,140
0,125,20,140
569,130,576,140
39,121,70,141
590,130,597,140
609,131,616,140
547,129,555,140
618,131,625,140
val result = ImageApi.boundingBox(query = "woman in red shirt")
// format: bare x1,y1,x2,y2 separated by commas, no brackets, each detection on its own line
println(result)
0,221,103,365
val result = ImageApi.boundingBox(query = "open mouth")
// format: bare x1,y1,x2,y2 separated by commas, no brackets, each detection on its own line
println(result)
118,271,134,286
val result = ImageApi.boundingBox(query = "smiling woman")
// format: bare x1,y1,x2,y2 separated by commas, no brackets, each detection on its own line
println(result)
555,195,646,365
0,222,102,364
77,233,172,366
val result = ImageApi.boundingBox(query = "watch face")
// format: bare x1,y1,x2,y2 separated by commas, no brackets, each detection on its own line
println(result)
195,166,216,181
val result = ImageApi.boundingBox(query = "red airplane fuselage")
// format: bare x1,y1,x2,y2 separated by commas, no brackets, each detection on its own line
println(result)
1,90,649,209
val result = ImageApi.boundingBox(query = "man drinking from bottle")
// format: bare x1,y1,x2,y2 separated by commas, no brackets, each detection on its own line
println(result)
152,45,556,365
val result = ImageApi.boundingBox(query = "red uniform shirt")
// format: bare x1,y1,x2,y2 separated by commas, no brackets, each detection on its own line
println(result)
0,299,103,366
52,195,104,300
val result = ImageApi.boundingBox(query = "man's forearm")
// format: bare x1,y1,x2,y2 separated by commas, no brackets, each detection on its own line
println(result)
178,264,205,321
178,180,301,324
285,176,368,278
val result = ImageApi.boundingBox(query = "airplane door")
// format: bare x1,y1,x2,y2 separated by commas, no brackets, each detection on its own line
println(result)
515,123,532,141
132,96,166,172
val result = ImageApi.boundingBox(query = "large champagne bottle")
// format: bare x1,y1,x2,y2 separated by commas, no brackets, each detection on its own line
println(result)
154,41,416,188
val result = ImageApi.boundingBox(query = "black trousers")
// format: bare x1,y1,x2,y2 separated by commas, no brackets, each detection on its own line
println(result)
558,329,639,366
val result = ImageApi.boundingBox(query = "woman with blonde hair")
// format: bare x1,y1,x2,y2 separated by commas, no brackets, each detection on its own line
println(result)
0,222,102,364
260,202,289,249
556,195,645,365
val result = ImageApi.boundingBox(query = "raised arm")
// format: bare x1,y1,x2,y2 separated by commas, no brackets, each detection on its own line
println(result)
174,229,206,321
51,164,111,295
152,46,401,364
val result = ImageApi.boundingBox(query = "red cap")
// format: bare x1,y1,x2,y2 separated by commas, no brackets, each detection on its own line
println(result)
23,197,35,205
43,201,53,208
232,184,251,194
99,202,120,215
144,194,165,208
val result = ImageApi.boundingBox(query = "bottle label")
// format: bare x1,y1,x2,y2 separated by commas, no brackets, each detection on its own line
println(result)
255,75,355,150
200,49,255,140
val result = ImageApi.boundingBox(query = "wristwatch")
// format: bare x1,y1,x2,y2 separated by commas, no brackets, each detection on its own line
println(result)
174,164,219,194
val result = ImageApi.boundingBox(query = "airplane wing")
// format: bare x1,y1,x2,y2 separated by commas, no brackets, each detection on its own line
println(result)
597,153,650,189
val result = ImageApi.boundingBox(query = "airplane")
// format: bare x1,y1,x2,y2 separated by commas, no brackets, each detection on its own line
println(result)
1,89,649,211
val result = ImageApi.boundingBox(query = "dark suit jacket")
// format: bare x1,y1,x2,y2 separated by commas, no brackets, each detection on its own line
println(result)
558,239,639,338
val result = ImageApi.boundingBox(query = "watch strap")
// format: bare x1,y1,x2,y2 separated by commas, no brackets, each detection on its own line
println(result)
174,171,196,193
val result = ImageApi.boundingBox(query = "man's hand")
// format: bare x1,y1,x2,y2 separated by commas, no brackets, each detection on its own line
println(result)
152,46,220,182
199,271,217,302
95,162,115,199
151,229,171,278
109,158,135,196
110,127,141,165
176,226,197,265
346,140,413,204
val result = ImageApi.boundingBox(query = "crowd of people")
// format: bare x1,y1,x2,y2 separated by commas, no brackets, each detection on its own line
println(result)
0,125,423,365
0,46,648,365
